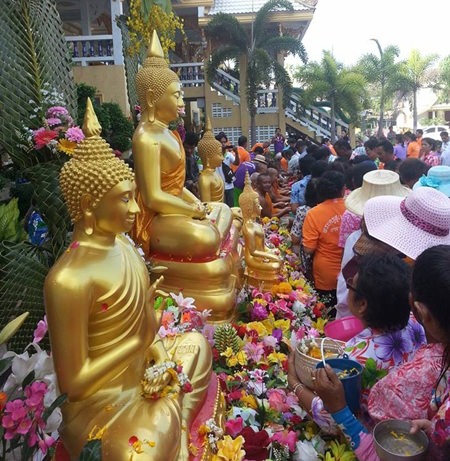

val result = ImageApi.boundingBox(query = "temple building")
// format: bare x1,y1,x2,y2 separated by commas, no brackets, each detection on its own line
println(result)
56,0,349,144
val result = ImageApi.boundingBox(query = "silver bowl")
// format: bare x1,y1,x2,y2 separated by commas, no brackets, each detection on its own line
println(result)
373,419,428,461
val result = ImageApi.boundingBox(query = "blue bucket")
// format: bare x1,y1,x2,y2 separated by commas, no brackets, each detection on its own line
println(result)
316,358,363,413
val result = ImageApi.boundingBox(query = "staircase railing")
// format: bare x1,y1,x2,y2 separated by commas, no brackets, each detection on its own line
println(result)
170,63,205,87
65,35,115,66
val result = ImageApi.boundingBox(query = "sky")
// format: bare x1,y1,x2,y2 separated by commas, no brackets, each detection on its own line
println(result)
300,0,449,66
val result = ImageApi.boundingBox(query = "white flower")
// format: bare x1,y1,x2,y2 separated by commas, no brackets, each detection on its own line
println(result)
170,292,196,309
230,406,260,429
294,440,320,461
292,300,306,316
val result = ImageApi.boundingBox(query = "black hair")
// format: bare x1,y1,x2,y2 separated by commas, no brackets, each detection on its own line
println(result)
184,131,199,146
304,177,320,207
313,146,332,161
298,154,316,176
378,139,394,155
253,146,264,155
398,158,429,185
316,170,345,202
288,137,296,145
384,159,401,172
395,134,405,147
364,137,379,151
404,131,417,141
310,160,328,178
215,132,227,142
354,254,412,332
333,139,352,152
422,137,437,151
295,140,306,151
238,135,247,146
349,160,377,189
306,144,319,156
412,245,450,384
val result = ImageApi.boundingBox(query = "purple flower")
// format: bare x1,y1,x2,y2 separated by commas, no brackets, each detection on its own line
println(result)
251,303,268,320
65,126,85,142
374,330,413,364
408,320,426,348
46,117,61,126
272,328,283,343
46,106,68,117
244,342,264,362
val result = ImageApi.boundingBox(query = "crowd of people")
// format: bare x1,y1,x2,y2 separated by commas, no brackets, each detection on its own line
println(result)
181,125,450,460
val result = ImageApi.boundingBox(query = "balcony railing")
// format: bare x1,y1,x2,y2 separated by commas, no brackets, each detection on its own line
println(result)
170,63,205,87
256,89,278,113
65,35,116,66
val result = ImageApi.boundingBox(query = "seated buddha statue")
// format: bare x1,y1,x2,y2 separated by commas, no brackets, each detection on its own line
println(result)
44,100,220,461
239,172,282,288
131,31,240,322
197,119,224,203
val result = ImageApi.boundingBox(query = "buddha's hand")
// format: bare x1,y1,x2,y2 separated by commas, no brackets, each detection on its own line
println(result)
192,200,207,219
142,370,173,396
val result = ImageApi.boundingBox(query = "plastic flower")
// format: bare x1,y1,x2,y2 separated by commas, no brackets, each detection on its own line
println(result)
211,435,245,461
225,417,244,437
57,138,78,155
170,292,196,309
33,316,48,343
65,126,85,143
33,128,58,149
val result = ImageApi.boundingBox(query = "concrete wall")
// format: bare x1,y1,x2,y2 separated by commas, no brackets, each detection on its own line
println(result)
72,65,129,116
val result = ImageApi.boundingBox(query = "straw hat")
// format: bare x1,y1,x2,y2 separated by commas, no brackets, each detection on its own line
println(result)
413,165,450,197
361,187,450,260
345,170,410,216
253,154,267,165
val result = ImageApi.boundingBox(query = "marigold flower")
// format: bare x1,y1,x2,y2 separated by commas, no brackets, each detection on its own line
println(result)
57,138,77,155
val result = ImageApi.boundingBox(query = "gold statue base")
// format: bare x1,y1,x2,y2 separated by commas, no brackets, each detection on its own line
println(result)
244,267,281,291
150,225,243,323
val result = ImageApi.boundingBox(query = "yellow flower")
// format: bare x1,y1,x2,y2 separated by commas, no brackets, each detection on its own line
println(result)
220,347,234,359
274,318,291,334
312,318,328,334
212,435,246,461
240,392,258,409
245,321,268,337
57,138,77,155
235,350,248,366
324,440,356,461
267,351,287,364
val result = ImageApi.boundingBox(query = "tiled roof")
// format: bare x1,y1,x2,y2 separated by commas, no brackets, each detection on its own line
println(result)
207,0,315,16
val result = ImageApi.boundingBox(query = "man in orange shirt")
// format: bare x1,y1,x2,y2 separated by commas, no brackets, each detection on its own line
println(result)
404,131,421,159
231,135,251,172
302,171,346,305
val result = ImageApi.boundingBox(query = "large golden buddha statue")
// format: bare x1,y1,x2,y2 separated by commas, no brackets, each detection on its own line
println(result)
197,119,224,203
44,100,219,461
131,31,240,322
239,172,282,288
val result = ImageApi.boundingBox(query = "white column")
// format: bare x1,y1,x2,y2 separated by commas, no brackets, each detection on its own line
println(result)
110,0,124,65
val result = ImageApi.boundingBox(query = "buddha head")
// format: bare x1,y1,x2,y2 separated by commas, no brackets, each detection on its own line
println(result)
136,30,184,124
60,98,137,235
197,118,223,168
239,172,261,219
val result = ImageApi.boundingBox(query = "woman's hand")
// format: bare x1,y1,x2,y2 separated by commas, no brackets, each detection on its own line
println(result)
410,419,432,435
287,352,299,389
314,365,347,414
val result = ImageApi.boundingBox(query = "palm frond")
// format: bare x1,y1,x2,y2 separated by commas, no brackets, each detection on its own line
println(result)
206,45,243,84
204,13,248,50
251,48,273,87
0,0,76,169
253,0,294,45
272,61,293,107
263,36,307,63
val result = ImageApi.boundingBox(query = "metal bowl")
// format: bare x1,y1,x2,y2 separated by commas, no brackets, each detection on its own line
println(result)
373,419,429,461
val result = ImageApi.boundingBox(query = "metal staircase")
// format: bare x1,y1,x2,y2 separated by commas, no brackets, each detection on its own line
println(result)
170,63,349,141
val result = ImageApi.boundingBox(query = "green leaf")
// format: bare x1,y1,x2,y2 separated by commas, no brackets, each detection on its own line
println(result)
22,370,35,388
0,356,13,378
43,393,67,421
79,439,102,461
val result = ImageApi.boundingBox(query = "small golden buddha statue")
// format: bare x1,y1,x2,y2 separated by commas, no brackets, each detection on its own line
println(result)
197,119,225,203
131,31,241,322
44,99,217,460
239,172,282,288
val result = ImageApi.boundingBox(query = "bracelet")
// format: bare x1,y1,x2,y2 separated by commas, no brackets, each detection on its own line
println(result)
292,382,304,395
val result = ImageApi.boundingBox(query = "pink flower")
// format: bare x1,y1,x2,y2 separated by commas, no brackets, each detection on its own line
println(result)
243,342,265,363
271,430,297,452
46,117,61,126
65,126,85,143
251,303,268,321
33,128,58,149
225,417,244,437
38,433,55,455
15,417,32,435
267,389,290,413
5,399,27,421
46,106,68,117
33,316,48,343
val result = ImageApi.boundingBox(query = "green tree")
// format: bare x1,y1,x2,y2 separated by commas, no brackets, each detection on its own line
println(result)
435,55,450,103
294,51,367,142
357,40,404,137
204,0,307,144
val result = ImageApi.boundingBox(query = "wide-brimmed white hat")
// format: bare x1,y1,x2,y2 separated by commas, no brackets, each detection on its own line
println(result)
413,165,450,197
363,187,450,260
345,170,410,216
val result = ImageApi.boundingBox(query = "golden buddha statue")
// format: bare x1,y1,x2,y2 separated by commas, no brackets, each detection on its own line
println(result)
197,119,225,203
131,31,241,322
239,172,282,288
44,99,219,461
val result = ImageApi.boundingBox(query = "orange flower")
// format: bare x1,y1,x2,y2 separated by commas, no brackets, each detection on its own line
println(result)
0,392,7,411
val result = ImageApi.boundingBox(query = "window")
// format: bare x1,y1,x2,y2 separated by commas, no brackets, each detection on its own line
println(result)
212,103,232,118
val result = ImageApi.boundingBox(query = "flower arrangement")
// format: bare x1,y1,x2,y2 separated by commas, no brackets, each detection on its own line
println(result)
16,83,83,161
0,315,66,461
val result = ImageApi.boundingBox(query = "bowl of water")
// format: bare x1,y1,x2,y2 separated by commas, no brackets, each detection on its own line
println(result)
373,419,428,461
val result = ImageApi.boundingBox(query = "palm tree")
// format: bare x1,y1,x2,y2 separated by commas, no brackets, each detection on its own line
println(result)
357,40,404,137
204,0,307,144
294,51,367,142
398,49,438,130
